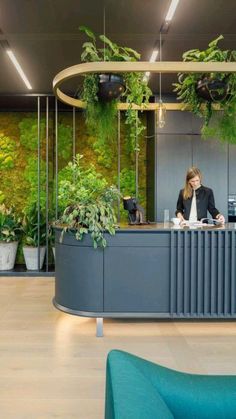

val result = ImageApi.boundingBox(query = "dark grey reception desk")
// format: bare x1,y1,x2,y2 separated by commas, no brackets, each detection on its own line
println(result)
53,224,236,336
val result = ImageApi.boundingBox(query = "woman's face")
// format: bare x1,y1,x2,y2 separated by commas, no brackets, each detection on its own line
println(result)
189,175,201,189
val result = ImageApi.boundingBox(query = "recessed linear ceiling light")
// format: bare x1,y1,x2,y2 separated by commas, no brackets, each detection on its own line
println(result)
144,49,159,80
6,50,32,90
165,0,180,21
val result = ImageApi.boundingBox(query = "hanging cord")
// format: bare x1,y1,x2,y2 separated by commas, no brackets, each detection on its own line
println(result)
103,6,106,61
159,31,162,102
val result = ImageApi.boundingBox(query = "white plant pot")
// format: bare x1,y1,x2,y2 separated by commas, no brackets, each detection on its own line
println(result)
23,246,46,270
0,241,18,271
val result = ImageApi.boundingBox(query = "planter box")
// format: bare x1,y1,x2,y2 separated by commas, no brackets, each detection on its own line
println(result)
23,246,46,270
0,241,18,270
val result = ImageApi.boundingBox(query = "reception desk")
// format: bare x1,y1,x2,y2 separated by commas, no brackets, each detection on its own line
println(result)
53,223,236,336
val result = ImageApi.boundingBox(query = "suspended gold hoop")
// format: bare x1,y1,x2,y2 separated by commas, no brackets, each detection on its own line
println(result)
53,61,236,110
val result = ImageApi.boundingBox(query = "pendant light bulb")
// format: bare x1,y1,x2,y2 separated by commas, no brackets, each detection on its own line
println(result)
156,100,166,128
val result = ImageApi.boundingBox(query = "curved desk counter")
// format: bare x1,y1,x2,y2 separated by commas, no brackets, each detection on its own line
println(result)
53,224,236,336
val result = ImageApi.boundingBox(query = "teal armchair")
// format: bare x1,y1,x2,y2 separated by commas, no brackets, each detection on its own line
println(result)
105,350,236,419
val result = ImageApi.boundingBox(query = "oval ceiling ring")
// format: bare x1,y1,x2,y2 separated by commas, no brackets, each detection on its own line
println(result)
53,61,236,109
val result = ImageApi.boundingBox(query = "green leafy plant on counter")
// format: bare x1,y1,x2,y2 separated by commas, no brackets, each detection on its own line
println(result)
0,133,17,170
0,204,22,242
79,25,152,165
173,35,236,143
56,154,120,248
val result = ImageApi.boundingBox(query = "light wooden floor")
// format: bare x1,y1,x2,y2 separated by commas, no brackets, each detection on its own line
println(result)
0,278,236,419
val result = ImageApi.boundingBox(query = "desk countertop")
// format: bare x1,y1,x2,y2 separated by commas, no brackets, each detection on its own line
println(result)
118,222,236,232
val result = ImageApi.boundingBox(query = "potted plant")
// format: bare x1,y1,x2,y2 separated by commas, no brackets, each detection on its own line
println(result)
173,35,236,143
0,204,22,270
78,26,152,166
22,203,46,270
55,154,120,248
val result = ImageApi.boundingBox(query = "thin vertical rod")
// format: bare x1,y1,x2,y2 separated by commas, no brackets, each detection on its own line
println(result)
55,98,58,220
37,96,41,271
135,112,139,199
159,32,162,102
45,96,49,272
103,7,106,61
117,110,121,222
73,107,76,160
170,231,175,314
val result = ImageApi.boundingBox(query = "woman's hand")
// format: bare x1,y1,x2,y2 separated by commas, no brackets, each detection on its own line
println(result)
176,212,185,223
216,214,225,224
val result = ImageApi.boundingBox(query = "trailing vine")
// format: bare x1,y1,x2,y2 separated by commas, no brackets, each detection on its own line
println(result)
79,26,152,162
173,35,236,143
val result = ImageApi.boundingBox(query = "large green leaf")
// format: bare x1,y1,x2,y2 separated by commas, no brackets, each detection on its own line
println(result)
208,34,224,48
99,35,119,55
79,25,96,41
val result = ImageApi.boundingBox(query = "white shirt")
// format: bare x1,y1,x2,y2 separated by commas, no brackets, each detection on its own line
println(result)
189,189,197,222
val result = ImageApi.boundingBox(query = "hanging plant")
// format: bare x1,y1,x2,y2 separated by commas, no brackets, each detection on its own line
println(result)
173,35,236,143
79,26,152,163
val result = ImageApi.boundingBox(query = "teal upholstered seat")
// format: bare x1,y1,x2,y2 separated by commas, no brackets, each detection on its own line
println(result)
105,350,236,419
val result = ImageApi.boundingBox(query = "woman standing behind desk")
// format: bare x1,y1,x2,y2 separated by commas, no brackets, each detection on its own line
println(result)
176,167,225,223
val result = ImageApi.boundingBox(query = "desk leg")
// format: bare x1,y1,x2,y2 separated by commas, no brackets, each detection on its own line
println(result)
96,318,103,337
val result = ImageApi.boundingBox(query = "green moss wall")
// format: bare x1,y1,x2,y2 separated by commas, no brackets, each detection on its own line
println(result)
0,110,147,224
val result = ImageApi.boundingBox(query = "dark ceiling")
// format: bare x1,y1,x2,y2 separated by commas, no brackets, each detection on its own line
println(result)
1,0,236,98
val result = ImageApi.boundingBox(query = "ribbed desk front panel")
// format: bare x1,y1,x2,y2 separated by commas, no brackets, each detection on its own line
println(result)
170,230,236,317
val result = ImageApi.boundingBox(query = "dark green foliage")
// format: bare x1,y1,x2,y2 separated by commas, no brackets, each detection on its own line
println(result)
24,157,47,209
79,26,152,161
118,168,136,196
173,35,236,143
0,110,147,253
57,154,120,248
58,123,73,160
202,101,236,144
86,100,117,167
23,202,46,247
58,154,108,208
19,115,72,159
0,204,22,242
19,117,46,151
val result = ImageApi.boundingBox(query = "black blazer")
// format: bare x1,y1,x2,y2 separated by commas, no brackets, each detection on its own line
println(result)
176,185,220,220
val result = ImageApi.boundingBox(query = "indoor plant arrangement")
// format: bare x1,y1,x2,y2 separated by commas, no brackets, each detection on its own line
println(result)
0,204,22,270
173,35,236,143
22,203,47,270
79,25,152,165
56,154,120,248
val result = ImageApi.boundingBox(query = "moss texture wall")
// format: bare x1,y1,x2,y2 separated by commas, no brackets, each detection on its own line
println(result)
0,110,147,224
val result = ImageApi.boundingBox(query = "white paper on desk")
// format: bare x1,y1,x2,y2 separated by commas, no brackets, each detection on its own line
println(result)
182,218,221,228
182,221,204,227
